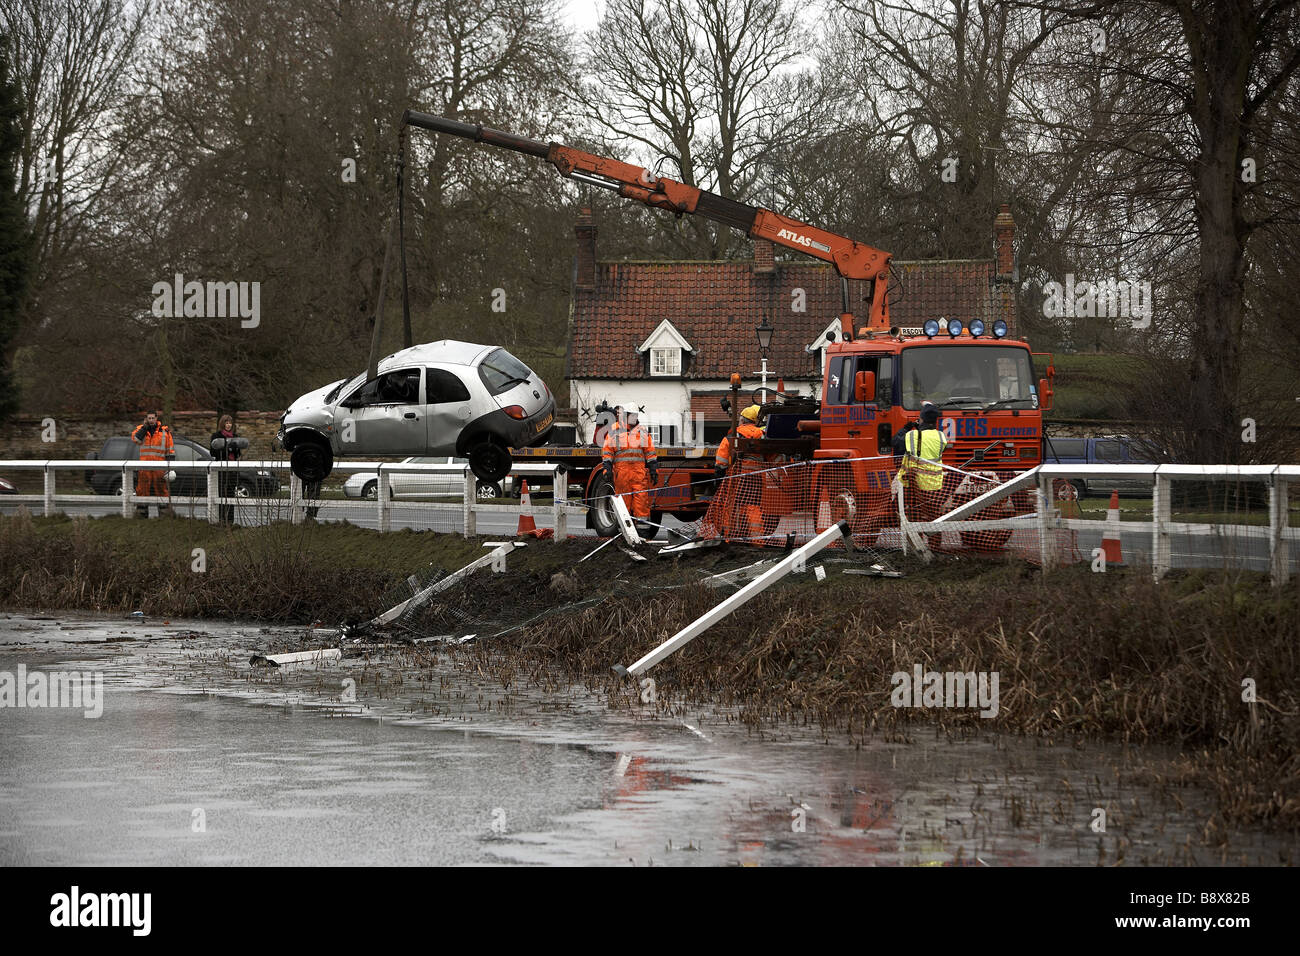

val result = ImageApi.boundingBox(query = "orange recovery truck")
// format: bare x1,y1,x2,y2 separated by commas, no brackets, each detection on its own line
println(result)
402,110,1055,544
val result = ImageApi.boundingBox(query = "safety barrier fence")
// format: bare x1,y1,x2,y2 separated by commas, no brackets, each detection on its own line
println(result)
691,457,1298,585
0,459,582,541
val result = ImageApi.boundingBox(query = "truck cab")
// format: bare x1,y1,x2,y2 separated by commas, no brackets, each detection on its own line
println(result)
817,324,1052,475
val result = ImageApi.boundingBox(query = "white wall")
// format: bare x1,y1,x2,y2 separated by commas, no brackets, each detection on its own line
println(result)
569,377,820,444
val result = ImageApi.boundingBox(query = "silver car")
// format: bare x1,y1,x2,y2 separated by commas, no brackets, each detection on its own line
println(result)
279,341,555,484
343,457,511,501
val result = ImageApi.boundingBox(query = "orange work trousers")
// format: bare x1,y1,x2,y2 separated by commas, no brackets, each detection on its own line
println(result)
136,469,168,498
613,462,651,519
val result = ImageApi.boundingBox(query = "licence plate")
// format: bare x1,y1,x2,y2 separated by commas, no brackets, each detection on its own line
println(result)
534,413,553,434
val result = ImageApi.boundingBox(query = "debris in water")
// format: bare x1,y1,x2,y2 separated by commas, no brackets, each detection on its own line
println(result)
249,649,343,668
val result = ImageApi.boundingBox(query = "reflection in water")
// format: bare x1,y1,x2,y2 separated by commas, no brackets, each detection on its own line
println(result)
0,614,1290,866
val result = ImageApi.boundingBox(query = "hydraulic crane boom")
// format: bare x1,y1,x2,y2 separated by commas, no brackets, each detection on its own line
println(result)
401,109,892,337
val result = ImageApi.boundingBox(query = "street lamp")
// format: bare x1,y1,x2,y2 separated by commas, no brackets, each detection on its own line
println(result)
755,318,774,402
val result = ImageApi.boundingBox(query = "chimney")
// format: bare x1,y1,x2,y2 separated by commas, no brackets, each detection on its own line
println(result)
994,203,1015,278
575,208,597,291
752,237,775,275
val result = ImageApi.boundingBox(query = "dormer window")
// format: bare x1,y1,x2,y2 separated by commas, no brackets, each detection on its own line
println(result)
806,318,844,375
651,348,681,376
638,319,694,378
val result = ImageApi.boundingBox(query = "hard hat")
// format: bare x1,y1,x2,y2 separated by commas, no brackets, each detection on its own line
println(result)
740,405,761,423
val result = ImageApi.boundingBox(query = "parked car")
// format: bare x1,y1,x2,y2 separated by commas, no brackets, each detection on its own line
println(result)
84,436,280,497
278,341,555,486
1042,435,1163,497
343,457,512,501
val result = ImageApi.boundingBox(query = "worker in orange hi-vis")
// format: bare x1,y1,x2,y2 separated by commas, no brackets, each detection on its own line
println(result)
600,408,657,528
131,410,175,517
712,405,767,541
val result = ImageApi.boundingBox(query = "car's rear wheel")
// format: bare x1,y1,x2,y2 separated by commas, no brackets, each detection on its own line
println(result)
290,441,333,484
467,439,511,484
108,477,123,496
476,480,501,500
235,481,255,499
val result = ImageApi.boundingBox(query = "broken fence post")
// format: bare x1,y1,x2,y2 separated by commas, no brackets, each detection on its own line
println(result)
618,521,849,678
610,491,642,546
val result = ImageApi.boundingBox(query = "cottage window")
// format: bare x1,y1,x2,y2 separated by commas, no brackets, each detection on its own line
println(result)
651,348,681,376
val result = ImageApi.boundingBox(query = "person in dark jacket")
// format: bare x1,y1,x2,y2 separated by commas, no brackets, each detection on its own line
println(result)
210,414,244,523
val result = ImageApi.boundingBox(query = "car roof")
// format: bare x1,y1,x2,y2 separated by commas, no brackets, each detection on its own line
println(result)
378,340,495,371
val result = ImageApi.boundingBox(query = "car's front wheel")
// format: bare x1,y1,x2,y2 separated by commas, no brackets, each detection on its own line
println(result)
108,477,123,496
362,480,378,501
235,481,255,499
290,441,333,484
476,480,501,500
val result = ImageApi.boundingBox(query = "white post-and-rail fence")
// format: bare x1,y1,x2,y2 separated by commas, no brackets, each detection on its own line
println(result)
0,459,576,541
918,462,1299,585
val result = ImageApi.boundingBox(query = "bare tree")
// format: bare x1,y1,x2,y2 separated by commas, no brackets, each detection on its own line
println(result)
580,0,817,258
2,0,148,355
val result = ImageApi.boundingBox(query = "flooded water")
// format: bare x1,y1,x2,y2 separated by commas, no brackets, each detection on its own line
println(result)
0,612,1290,866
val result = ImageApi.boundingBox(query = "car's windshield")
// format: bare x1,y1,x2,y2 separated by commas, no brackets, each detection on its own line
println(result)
900,346,1034,410
478,349,533,395
324,377,352,404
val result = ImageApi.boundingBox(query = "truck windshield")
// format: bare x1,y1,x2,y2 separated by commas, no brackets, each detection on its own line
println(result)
900,346,1034,410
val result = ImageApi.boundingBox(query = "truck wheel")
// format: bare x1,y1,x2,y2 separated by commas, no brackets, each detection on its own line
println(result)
290,441,333,484
588,474,619,537
467,439,511,484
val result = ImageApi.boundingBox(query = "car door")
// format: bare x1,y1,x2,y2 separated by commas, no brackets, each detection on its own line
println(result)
425,367,475,455
393,457,443,497
1094,439,1148,495
339,368,425,456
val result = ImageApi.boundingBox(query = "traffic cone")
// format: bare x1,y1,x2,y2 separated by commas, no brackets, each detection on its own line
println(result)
1101,489,1124,565
815,498,832,532
515,480,553,540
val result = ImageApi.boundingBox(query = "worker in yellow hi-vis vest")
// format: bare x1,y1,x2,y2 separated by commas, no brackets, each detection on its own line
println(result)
894,402,949,550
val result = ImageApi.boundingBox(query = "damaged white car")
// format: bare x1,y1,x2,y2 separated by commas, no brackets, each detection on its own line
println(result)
279,341,554,484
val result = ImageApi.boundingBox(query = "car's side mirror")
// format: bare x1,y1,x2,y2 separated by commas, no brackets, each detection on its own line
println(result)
854,371,876,403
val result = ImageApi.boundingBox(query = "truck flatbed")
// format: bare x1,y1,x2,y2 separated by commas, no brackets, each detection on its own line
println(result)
510,444,719,466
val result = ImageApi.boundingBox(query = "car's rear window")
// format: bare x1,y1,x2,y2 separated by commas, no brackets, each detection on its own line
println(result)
1095,440,1124,462
427,368,472,404
1045,438,1084,458
478,349,533,395
105,438,134,459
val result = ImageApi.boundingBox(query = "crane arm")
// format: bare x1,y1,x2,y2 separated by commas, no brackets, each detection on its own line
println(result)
401,110,892,335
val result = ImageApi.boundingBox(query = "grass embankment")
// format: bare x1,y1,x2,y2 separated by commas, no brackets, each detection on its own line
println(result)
0,511,486,622
3,512,1297,830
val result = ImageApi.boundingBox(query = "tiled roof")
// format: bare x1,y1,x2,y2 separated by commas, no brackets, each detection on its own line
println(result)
689,390,734,421
568,259,1009,380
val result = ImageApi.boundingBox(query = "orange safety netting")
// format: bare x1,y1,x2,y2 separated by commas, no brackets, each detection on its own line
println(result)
691,456,1080,565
